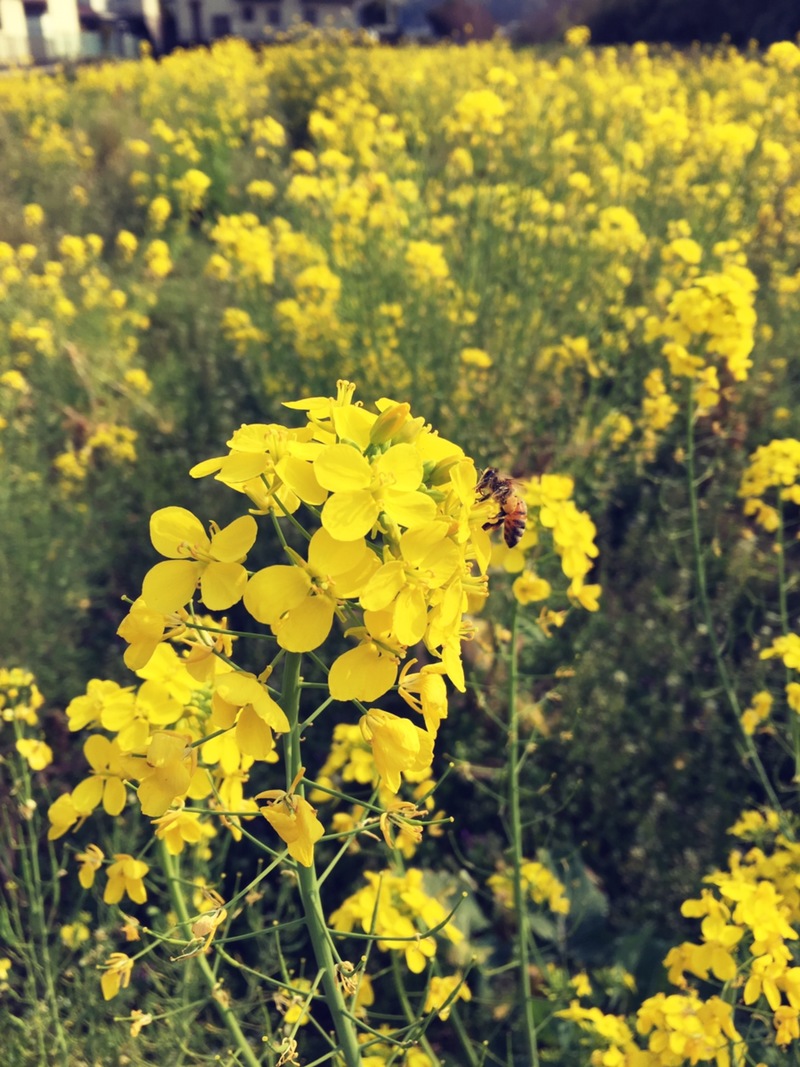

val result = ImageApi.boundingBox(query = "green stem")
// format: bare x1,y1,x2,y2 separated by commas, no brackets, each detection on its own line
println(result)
160,843,261,1067
445,1001,481,1067
389,952,441,1066
12,741,70,1062
685,388,784,814
281,652,363,1067
776,501,800,779
507,602,540,1067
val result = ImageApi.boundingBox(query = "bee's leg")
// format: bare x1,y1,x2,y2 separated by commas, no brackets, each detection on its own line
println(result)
481,516,504,532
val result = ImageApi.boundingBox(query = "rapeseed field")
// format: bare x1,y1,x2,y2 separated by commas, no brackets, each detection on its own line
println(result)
2,29,800,1067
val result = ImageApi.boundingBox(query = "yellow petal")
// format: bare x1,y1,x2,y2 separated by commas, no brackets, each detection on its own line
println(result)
142,559,202,614
322,490,380,541
217,451,269,483
150,506,208,558
314,443,371,492
103,777,127,817
275,454,328,505
331,404,375,450
72,775,104,814
329,645,397,702
308,527,365,574
308,528,380,596
384,489,437,529
275,596,335,652
83,733,113,772
363,710,434,794
200,561,248,610
138,769,188,817
189,456,225,478
209,515,258,562
394,586,428,646
215,673,290,732
374,443,422,492
261,797,323,867
101,970,121,1001
244,565,311,625
359,560,405,612
235,706,276,760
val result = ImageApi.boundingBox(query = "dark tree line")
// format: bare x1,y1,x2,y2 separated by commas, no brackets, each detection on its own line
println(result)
586,0,799,47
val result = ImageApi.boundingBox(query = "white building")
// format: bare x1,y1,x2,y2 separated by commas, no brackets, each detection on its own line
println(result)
0,0,81,62
0,0,30,62
0,0,161,63
166,0,392,46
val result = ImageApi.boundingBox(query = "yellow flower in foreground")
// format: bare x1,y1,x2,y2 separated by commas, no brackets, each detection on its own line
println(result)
116,597,172,671
142,507,257,614
315,441,436,542
256,768,324,868
104,853,149,905
151,806,206,855
100,952,134,1000
71,735,128,817
212,670,289,761
244,528,377,652
397,659,449,735
360,709,435,794
0,958,11,980
136,730,198,817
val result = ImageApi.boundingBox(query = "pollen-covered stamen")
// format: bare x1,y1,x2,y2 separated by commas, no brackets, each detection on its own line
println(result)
176,537,216,562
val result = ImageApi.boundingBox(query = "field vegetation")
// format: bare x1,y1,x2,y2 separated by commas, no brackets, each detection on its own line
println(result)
2,27,800,1066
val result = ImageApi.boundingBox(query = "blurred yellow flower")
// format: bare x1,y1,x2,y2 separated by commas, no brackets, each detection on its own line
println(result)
104,854,149,905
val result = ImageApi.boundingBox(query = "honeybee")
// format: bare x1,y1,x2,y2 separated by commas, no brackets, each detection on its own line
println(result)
475,467,528,548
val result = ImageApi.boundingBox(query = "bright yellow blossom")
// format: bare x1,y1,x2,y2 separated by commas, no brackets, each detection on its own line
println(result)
104,854,149,905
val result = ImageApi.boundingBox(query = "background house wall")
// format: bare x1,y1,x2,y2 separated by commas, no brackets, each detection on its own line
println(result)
39,0,81,56
0,0,31,62
170,0,358,45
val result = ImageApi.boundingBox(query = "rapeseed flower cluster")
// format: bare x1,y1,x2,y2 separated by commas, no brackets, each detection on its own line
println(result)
555,811,800,1064
0,667,52,771
489,858,570,916
0,226,164,492
739,438,800,532
489,472,601,614
48,382,498,891
329,867,463,973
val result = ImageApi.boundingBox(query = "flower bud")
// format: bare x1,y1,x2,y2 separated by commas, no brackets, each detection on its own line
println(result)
369,402,411,446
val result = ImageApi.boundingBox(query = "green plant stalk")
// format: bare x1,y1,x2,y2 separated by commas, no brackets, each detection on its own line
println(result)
281,651,363,1067
685,388,784,814
12,745,70,1062
443,999,481,1067
775,500,800,779
159,842,261,1067
506,602,540,1067
389,951,441,1066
